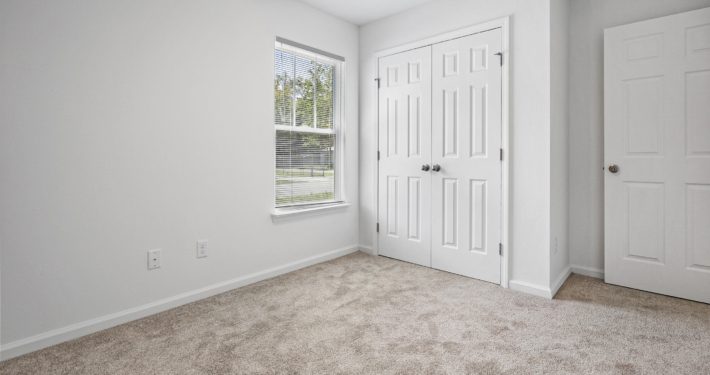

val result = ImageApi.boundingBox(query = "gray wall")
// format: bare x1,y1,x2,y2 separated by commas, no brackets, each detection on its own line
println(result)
0,0,359,348
550,0,570,286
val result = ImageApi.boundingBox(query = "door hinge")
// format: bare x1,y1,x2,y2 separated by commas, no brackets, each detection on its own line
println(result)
499,243,503,256
376,223,380,233
375,78,381,89
495,52,503,66
499,148,503,161
377,150,380,161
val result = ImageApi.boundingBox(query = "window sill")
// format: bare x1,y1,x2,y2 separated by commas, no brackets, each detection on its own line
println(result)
271,202,350,221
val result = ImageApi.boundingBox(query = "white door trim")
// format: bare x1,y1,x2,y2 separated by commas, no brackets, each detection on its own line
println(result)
372,16,511,288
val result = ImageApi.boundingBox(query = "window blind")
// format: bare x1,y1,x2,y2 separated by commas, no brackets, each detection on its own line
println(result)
274,44,339,207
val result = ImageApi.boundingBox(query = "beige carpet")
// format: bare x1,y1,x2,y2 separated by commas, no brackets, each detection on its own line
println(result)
1,252,709,374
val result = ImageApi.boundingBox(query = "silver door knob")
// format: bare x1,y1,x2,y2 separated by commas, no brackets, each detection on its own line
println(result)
421,164,430,171
608,164,619,173
432,164,441,172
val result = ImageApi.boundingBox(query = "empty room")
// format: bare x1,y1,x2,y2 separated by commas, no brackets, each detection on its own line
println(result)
1,0,710,373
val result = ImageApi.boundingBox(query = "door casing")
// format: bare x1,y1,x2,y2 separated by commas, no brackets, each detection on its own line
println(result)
373,17,511,288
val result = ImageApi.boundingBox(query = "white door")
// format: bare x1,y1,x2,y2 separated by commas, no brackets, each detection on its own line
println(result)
378,46,432,267
604,7,710,304
430,29,502,283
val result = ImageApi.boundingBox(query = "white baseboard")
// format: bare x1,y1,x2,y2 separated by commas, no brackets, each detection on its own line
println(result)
509,266,572,300
550,266,572,298
357,244,375,255
570,264,604,279
509,279,553,299
0,245,360,361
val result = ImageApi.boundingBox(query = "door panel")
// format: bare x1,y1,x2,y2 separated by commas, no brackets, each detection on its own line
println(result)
386,176,398,236
431,29,502,283
686,70,710,155
408,177,421,240
625,182,665,263
470,180,486,253
378,46,432,267
443,89,459,157
604,7,710,303
687,185,710,272
442,178,458,247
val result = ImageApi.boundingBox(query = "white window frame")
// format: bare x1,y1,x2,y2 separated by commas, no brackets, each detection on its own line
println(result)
272,39,347,217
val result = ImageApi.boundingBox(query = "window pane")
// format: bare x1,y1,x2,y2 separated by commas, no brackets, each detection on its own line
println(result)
274,43,340,208
316,62,334,129
274,50,293,126
294,56,314,128
275,130,335,206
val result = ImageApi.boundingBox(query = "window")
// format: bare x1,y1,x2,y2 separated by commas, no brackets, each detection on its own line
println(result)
274,39,343,208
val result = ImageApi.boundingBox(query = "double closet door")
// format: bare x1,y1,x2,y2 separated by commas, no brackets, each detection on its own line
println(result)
377,28,503,284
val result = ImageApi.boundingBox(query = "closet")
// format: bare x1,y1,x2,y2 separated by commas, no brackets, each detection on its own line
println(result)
377,28,503,283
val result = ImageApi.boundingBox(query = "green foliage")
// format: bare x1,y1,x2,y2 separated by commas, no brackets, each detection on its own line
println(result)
274,49,337,206
274,73,292,126
274,51,334,131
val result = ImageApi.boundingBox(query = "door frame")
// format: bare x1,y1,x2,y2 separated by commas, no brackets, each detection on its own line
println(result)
372,16,512,288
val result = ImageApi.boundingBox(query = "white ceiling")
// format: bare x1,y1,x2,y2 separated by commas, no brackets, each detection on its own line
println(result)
298,0,435,25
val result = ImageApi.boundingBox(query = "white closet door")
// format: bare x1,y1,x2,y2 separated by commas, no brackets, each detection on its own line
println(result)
378,46,432,267
604,7,710,303
431,29,502,283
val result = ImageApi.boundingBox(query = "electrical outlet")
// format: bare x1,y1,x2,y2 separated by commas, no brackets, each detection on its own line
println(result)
196,240,208,258
147,249,161,270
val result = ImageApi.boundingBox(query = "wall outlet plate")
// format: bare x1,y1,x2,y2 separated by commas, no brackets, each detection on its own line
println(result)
196,240,208,258
147,249,161,270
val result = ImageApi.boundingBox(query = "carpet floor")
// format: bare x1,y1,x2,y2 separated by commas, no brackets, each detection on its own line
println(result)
1,251,709,374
